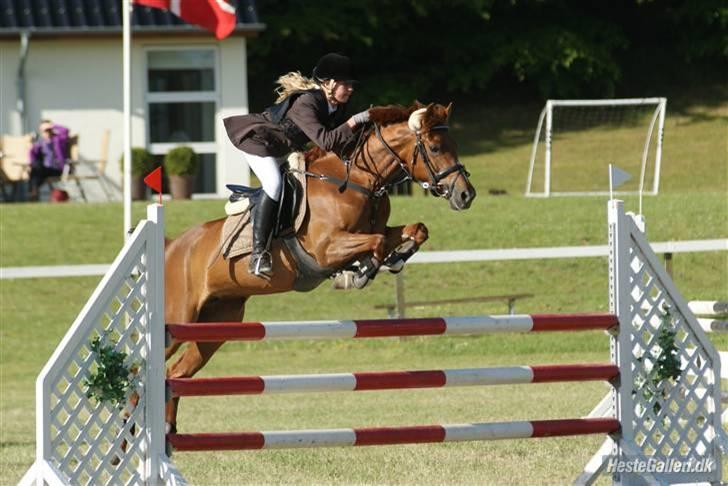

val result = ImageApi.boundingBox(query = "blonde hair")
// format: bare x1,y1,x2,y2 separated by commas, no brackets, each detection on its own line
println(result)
274,71,323,103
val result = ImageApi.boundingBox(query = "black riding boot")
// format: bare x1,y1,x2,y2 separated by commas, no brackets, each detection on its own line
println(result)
249,193,278,277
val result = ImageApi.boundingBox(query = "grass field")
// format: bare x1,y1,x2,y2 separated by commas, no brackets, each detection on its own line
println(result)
1,91,726,484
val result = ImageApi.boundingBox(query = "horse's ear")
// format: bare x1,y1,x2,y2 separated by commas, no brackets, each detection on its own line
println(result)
412,100,426,110
424,102,437,120
445,102,453,119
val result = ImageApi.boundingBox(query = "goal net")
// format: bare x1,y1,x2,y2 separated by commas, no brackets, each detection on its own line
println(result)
525,98,666,197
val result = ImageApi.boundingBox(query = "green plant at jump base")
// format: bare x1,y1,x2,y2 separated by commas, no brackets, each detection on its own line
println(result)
84,334,135,409
635,306,683,416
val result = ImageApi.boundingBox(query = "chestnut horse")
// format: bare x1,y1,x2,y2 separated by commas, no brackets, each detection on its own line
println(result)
162,102,476,431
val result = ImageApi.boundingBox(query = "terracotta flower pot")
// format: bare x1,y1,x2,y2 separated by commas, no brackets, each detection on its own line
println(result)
169,175,194,199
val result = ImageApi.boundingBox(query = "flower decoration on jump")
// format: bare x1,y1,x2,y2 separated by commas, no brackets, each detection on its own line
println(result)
84,334,136,409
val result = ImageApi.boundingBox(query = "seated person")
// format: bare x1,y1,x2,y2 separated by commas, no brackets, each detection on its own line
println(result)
28,120,70,201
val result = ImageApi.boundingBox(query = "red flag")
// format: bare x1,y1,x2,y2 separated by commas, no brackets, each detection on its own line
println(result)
144,167,163,204
133,0,237,40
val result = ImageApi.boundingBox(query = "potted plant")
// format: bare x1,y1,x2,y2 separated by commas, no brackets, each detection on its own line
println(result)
163,146,198,199
119,147,156,200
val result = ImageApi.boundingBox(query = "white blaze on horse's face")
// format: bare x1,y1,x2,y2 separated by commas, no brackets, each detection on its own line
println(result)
405,106,476,211
407,108,427,132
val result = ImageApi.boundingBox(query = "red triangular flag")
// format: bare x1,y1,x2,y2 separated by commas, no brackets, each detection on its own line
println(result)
144,167,163,204
133,0,237,40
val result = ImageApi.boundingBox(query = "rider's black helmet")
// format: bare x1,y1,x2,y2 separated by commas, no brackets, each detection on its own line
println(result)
312,53,356,83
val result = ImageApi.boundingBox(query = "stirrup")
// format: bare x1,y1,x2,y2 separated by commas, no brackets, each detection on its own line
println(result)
249,251,273,277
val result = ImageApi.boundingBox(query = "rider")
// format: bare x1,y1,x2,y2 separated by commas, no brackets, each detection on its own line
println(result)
224,53,370,278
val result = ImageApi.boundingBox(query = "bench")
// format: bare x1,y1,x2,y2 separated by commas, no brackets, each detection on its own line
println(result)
374,293,535,318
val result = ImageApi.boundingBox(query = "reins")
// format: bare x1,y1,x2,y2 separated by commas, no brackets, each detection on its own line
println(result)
298,115,469,200
373,122,469,198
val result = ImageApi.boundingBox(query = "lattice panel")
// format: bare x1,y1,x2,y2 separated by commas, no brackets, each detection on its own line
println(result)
625,233,718,462
46,255,151,485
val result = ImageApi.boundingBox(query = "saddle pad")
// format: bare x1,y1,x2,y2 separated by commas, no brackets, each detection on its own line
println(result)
221,152,308,260
221,210,253,259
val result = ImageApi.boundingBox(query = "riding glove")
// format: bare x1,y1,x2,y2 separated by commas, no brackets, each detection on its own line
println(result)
349,110,370,126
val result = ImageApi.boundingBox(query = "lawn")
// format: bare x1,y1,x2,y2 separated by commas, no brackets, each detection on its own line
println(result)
1,91,726,484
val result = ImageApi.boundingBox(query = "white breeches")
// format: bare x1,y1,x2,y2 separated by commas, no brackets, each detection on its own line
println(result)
243,152,283,202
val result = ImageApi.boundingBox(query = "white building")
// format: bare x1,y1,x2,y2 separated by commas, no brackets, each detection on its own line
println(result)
0,0,264,198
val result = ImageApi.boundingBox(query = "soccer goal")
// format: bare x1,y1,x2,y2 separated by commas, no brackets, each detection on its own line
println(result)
525,98,666,197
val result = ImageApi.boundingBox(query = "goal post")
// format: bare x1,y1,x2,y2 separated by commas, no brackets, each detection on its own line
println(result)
526,98,667,197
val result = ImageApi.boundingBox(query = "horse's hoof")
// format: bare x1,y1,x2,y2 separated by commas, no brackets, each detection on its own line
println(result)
331,271,355,290
382,259,405,274
331,271,370,289
352,274,371,289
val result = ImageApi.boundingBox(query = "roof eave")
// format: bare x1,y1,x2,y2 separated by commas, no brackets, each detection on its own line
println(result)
0,23,266,39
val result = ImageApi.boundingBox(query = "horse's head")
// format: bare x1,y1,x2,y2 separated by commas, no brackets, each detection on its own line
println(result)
405,103,475,210
367,103,475,210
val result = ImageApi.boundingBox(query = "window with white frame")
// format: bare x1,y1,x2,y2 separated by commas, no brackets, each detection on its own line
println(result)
146,48,218,195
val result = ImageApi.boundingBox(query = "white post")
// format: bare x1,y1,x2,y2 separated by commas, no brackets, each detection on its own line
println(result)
637,102,662,214
652,98,666,195
525,105,548,196
145,204,166,484
123,0,132,238
608,200,636,484
544,101,553,197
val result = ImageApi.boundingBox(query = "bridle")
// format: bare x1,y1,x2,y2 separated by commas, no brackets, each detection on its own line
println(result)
373,122,469,198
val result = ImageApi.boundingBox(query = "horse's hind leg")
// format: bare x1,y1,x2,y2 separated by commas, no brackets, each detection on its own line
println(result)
165,297,247,432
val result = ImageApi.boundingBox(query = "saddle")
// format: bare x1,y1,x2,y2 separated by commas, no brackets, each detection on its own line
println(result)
220,153,336,291
224,171,303,243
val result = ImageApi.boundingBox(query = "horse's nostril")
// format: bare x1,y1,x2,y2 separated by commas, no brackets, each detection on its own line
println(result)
461,191,470,202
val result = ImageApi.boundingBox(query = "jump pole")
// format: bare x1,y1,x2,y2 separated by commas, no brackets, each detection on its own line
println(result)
166,313,618,342
168,363,619,397
168,418,621,452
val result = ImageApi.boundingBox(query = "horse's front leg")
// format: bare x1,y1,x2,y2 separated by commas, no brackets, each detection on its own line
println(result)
319,230,385,289
321,230,386,268
381,222,429,273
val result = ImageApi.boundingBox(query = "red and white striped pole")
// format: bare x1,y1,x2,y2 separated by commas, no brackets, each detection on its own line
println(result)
168,364,619,397
167,418,620,451
167,313,618,342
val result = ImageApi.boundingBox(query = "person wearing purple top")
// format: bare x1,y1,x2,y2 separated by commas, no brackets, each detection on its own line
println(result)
28,120,70,201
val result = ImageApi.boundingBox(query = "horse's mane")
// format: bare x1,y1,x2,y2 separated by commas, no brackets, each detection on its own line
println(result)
304,146,328,163
368,104,419,125
304,102,446,164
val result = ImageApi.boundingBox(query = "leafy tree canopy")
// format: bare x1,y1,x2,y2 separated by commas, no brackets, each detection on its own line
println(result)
246,1,727,109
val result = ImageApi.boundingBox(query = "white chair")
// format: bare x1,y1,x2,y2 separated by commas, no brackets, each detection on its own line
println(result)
0,134,32,201
62,129,112,201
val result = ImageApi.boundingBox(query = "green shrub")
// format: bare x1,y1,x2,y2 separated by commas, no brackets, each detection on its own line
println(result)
163,146,199,176
119,147,156,177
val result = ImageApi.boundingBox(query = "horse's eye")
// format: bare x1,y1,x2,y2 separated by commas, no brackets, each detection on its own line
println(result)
429,145,440,154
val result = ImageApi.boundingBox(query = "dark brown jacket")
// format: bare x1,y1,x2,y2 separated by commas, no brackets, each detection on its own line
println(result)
224,89,354,158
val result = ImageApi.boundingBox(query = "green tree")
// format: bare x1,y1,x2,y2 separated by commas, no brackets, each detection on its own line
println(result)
246,0,726,107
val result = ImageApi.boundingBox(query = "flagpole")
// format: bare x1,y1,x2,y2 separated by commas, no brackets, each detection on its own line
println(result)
608,164,614,200
123,0,132,239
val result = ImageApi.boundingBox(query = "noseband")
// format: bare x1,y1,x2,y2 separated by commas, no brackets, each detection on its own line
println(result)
374,123,469,198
